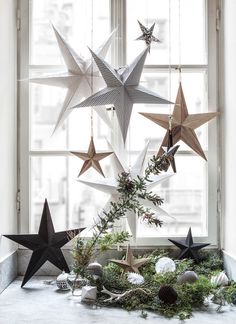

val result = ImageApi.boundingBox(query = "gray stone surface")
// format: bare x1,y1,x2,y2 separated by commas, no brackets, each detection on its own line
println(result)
0,251,17,293
0,277,236,324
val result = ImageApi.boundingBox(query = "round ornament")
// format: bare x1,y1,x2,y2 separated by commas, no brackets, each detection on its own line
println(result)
87,262,103,278
155,257,176,274
158,285,178,304
177,271,199,284
56,271,70,290
127,272,145,285
211,271,229,287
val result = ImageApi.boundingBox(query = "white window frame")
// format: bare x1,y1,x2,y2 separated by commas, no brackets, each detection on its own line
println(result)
18,0,220,247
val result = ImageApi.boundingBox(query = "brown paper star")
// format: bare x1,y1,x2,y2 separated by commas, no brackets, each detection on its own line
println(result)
140,82,219,160
110,245,149,273
71,136,113,177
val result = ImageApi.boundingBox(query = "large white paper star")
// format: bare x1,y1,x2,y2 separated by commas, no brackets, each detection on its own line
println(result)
30,26,116,132
71,47,171,142
78,142,173,239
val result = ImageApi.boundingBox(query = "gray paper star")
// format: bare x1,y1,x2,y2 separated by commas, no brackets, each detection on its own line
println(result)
30,26,116,132
136,20,160,51
71,47,171,142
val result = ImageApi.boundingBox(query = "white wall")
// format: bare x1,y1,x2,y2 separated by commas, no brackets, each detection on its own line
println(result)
222,0,236,273
0,0,17,262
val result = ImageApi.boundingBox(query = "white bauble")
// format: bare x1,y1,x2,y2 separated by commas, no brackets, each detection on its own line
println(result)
56,271,70,290
155,257,176,274
127,272,145,285
211,271,229,287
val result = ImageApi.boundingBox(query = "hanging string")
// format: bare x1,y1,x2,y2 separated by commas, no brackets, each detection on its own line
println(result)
178,0,182,82
168,0,172,117
90,0,94,138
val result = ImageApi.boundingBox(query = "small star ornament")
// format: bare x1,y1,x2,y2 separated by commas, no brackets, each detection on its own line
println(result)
71,136,113,177
110,245,149,273
4,199,85,287
136,20,160,51
140,82,219,160
168,227,210,262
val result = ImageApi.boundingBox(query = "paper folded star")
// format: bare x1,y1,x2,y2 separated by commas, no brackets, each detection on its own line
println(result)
30,26,116,132
168,227,210,262
71,47,171,142
4,199,85,287
78,142,174,239
110,245,149,273
136,20,160,51
71,136,113,177
140,82,219,160
162,142,180,173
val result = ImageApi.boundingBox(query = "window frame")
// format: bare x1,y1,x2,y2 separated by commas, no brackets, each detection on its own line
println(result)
18,0,220,247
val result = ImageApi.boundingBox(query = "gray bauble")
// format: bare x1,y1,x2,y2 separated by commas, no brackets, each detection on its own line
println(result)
87,262,103,278
177,271,199,284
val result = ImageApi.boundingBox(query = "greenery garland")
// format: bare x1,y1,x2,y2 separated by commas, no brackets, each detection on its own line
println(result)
72,153,171,276
71,151,236,320
94,250,236,320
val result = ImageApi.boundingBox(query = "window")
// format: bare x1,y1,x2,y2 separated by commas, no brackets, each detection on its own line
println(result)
18,0,219,245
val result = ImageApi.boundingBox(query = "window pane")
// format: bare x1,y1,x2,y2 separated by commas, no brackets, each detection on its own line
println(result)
30,80,111,150
30,155,113,233
30,0,110,65
137,155,207,237
126,0,206,65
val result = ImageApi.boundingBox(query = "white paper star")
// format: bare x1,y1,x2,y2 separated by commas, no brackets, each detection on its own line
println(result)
71,47,171,142
30,26,117,132
78,142,173,239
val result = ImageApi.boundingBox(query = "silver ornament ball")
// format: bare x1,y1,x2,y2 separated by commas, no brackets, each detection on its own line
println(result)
87,262,103,278
178,271,199,284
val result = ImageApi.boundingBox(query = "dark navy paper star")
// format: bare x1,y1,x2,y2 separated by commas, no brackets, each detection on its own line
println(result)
4,199,85,287
168,227,210,262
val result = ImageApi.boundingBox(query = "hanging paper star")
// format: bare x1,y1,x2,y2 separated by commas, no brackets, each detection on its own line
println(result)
168,227,210,262
136,20,160,51
71,136,113,177
71,47,171,142
78,142,174,239
30,26,117,132
161,131,180,173
140,82,219,160
110,245,149,273
4,199,85,287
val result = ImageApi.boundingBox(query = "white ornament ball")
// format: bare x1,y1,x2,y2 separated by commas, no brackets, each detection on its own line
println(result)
155,257,176,274
211,271,229,287
127,272,145,285
56,271,70,290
